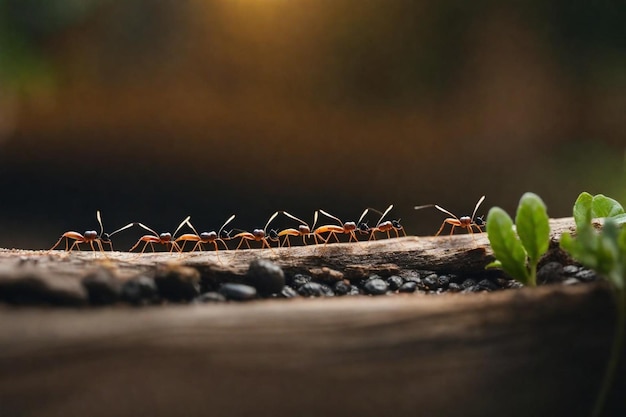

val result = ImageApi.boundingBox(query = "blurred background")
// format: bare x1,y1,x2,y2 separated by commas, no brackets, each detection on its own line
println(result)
0,0,624,249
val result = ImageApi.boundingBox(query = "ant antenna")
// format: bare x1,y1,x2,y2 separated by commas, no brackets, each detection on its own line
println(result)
97,210,104,237
471,196,486,221
218,214,236,236
173,216,192,238
281,211,310,227
312,210,319,230
376,204,393,226
318,209,343,225
136,222,159,236
264,211,279,233
414,204,435,210
434,204,459,221
108,222,135,237
184,218,200,236
357,208,370,226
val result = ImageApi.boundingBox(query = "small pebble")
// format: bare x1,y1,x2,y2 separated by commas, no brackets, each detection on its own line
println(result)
462,285,482,293
574,269,597,282
398,281,417,293
386,276,404,291
247,259,285,295
82,268,120,305
563,277,581,286
537,262,564,284
363,278,388,296
280,286,299,298
461,279,477,289
154,265,201,302
297,282,334,297
121,276,159,305
447,274,461,284
437,275,450,289
195,292,226,303
219,283,257,301
422,274,439,290
447,282,462,292
348,285,360,296
334,281,351,296
477,279,498,291
289,274,312,289
562,265,580,276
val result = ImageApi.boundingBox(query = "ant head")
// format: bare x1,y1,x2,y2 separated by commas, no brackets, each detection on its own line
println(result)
84,230,98,240
101,232,112,243
298,225,311,234
252,229,265,238
160,232,172,242
358,221,370,232
391,219,403,229
201,231,217,240
475,215,486,226
220,229,233,239
344,221,357,232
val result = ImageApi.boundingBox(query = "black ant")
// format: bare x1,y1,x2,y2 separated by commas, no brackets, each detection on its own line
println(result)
233,212,280,250
49,210,132,253
128,216,190,253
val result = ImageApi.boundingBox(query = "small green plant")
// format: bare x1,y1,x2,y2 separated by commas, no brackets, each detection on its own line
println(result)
560,192,626,417
486,192,550,287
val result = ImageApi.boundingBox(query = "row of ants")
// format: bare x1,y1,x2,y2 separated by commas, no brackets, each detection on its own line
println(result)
49,196,486,255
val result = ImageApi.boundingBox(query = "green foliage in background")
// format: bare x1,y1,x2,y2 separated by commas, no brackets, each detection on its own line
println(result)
0,0,103,92
560,192,626,417
486,192,550,286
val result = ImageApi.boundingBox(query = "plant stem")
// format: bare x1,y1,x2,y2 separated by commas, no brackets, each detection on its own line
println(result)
529,262,537,287
592,288,625,417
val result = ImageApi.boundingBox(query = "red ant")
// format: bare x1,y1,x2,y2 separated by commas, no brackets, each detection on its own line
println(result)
233,212,279,250
430,195,486,236
174,215,236,256
276,211,322,247
129,216,190,253
314,209,369,244
49,210,132,253
363,205,406,240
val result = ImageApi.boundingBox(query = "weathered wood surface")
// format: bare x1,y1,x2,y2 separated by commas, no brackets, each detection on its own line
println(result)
0,217,586,284
0,283,624,417
1,216,623,416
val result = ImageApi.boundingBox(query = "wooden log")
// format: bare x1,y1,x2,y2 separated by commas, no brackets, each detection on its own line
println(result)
0,217,591,286
0,283,623,417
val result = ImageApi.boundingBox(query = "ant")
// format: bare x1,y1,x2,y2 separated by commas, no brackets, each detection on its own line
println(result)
233,212,280,250
128,216,190,253
428,195,486,236
49,210,133,253
314,209,369,244
276,211,322,247
364,205,406,240
174,215,236,255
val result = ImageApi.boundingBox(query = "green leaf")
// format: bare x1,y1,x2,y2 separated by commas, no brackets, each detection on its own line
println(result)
516,192,550,265
610,213,626,227
486,260,502,269
573,192,593,229
591,194,625,218
487,207,530,284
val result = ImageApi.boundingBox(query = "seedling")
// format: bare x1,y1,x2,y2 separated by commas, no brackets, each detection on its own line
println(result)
560,192,626,417
485,192,550,287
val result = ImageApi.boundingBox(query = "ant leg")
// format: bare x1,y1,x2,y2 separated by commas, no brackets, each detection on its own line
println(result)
49,236,66,252
435,221,447,236
217,239,229,251
236,238,246,250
